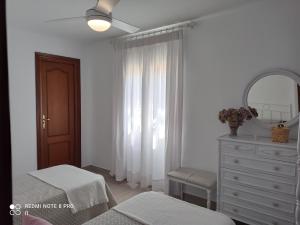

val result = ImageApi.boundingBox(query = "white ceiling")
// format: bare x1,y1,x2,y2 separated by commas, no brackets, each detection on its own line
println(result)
7,0,258,42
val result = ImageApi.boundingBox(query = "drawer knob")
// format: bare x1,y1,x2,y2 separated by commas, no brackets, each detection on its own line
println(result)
233,159,239,164
233,192,239,197
273,166,280,171
274,151,280,156
234,146,239,150
272,222,278,225
233,176,239,181
272,203,279,207
273,185,280,190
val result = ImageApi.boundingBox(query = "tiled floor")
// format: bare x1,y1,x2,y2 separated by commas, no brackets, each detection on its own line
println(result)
84,165,150,203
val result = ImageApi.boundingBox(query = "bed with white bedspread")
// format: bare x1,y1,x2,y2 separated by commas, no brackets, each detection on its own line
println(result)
13,165,117,225
83,192,235,225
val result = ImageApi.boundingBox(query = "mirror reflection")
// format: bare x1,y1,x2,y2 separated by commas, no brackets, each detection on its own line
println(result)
247,75,299,125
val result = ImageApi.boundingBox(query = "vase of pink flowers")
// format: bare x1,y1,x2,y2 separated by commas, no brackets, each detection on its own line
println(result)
219,107,258,136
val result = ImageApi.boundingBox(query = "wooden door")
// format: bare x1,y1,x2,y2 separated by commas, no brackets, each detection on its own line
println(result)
36,53,81,169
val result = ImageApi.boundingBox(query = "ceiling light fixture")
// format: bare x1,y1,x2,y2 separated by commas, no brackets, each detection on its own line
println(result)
86,8,112,32
87,19,111,32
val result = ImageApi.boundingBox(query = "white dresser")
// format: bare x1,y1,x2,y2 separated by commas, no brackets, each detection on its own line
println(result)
218,134,298,225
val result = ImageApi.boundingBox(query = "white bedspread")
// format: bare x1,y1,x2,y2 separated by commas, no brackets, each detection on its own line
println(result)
28,165,108,213
114,192,235,225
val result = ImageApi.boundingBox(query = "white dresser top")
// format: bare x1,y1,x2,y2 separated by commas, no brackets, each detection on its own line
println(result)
218,134,297,149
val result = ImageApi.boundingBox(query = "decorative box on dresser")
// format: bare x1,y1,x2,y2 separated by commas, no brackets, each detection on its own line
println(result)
217,134,298,225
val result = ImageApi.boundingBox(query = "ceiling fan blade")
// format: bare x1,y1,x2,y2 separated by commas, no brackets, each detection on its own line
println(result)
112,18,140,33
45,16,86,23
97,0,120,14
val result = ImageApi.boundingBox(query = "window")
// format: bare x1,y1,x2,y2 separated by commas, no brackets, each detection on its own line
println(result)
112,31,183,193
123,43,168,190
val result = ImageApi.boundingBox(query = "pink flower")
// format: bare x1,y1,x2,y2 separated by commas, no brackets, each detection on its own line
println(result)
218,107,258,126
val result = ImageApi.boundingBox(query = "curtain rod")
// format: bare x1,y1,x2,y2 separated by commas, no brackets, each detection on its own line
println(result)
113,19,198,42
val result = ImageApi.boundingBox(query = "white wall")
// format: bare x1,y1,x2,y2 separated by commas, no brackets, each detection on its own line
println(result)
181,0,300,198
82,1,300,177
81,0,300,199
8,1,300,202
182,0,300,173
82,41,114,170
7,27,91,178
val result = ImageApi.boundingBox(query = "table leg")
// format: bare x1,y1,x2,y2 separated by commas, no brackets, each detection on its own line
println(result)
207,189,211,209
180,183,183,199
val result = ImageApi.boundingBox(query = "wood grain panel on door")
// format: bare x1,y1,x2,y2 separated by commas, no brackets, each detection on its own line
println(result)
36,53,81,169
47,69,72,137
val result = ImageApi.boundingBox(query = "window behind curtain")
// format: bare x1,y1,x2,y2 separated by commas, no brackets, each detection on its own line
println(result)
112,30,183,193
123,42,167,189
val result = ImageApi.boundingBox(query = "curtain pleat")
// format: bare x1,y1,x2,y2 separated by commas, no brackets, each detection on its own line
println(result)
111,31,183,192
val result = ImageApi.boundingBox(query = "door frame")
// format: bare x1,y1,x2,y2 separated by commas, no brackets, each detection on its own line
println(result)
35,52,81,169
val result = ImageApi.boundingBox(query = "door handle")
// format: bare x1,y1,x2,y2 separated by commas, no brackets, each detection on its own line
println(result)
42,115,51,129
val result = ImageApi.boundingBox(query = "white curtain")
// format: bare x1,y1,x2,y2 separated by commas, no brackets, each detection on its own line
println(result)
111,31,183,192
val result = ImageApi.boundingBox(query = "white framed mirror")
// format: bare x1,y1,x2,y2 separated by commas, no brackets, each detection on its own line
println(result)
243,69,300,128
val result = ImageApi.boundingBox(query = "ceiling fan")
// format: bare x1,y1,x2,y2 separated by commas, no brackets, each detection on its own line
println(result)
46,0,140,33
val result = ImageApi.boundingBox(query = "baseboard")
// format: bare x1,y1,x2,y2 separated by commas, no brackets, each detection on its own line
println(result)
83,165,110,173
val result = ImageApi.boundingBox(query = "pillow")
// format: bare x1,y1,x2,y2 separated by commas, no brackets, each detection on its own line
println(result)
22,214,53,225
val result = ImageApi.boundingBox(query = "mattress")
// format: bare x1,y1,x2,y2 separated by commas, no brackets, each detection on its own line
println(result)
13,174,116,225
82,192,235,225
82,210,143,225
83,208,235,225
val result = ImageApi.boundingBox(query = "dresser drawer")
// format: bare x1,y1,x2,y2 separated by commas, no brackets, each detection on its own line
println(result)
218,135,297,225
222,183,295,203
222,202,293,225
221,141,255,155
222,186,295,214
257,146,297,163
222,196,294,223
222,169,296,195
222,154,296,177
